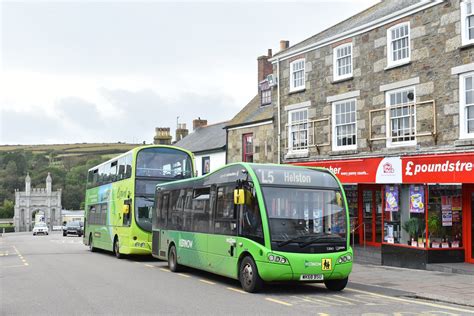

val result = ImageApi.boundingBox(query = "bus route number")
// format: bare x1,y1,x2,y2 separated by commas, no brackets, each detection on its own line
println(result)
259,170,274,184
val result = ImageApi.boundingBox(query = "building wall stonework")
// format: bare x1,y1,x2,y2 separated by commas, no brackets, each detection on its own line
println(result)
273,0,474,163
227,122,274,163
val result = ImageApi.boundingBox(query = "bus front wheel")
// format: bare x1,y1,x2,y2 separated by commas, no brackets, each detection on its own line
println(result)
239,256,263,293
168,245,181,272
114,237,123,259
89,234,96,252
324,277,348,291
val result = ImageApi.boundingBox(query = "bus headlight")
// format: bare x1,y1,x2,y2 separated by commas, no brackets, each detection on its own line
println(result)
337,253,353,264
267,253,289,265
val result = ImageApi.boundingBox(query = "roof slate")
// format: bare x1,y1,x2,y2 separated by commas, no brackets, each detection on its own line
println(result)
175,121,228,154
273,0,422,58
226,95,273,128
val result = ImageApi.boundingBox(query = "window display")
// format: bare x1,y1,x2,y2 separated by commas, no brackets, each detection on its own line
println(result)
344,185,358,231
427,185,462,248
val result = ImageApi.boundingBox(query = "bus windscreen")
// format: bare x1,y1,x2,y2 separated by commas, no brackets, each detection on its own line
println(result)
136,147,192,179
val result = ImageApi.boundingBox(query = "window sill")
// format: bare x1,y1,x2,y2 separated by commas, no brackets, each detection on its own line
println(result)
460,41,474,50
386,141,417,149
289,87,306,95
285,150,309,159
329,149,358,156
454,138,474,147
384,60,411,71
332,76,353,84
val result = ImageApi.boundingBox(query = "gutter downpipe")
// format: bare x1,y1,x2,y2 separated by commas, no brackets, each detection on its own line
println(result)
277,57,281,164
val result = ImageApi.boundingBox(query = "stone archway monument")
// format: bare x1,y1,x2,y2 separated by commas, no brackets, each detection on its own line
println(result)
14,173,62,232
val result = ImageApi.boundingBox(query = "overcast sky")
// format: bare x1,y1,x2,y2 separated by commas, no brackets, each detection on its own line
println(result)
0,0,379,145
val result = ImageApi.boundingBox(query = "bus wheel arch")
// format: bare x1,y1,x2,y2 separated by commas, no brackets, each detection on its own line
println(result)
238,253,263,293
89,233,96,252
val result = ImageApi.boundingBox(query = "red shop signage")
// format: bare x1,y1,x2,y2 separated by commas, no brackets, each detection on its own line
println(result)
293,153,474,184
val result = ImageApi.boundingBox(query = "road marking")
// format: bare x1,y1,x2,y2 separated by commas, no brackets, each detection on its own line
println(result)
265,298,293,306
177,273,190,278
199,279,216,285
3,264,28,268
293,295,330,306
159,268,171,273
346,288,474,314
318,313,330,316
144,264,155,268
226,287,247,294
320,295,353,305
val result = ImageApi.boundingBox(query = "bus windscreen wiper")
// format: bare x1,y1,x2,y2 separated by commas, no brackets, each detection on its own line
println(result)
298,235,345,248
277,233,325,247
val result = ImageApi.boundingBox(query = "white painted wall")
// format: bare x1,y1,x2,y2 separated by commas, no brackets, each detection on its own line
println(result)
194,151,226,176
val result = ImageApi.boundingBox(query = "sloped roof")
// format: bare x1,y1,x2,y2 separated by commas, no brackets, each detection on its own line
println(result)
273,0,423,58
226,95,273,128
175,121,228,154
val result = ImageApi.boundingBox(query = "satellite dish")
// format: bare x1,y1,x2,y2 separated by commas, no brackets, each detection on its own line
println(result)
407,92,414,101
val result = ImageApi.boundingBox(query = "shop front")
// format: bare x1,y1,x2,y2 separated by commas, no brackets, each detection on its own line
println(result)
295,152,474,267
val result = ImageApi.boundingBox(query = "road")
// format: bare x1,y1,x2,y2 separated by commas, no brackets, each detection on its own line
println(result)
1,232,473,315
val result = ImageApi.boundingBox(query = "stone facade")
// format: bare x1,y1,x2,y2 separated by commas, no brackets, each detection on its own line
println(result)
227,122,274,163
14,173,62,232
271,0,474,163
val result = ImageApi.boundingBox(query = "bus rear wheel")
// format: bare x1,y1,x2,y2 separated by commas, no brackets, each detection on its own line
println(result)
239,256,263,293
114,238,123,259
89,234,96,252
324,277,348,291
168,245,181,272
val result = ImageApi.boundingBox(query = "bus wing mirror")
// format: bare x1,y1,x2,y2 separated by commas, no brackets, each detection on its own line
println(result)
122,205,130,214
234,189,245,205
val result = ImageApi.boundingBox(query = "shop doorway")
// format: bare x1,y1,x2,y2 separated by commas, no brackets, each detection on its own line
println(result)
464,185,474,264
359,185,383,246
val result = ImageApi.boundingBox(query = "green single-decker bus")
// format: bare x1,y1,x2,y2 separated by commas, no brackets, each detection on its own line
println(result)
152,163,352,292
83,145,194,258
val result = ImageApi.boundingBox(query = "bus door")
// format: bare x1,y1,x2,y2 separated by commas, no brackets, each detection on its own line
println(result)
207,185,239,278
237,187,265,255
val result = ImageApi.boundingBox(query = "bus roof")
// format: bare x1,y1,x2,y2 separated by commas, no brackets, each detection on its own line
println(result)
87,145,194,172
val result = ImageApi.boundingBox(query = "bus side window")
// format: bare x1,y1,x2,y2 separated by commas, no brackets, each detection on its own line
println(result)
214,186,237,236
183,189,193,231
118,157,126,180
125,154,132,178
168,190,182,230
192,187,210,233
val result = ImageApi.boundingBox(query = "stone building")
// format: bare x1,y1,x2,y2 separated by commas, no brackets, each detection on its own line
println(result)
175,119,227,176
14,173,62,232
226,49,275,163
269,0,474,266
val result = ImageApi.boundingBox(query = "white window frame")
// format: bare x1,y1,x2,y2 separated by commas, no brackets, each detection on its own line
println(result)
385,86,417,148
386,22,411,68
288,107,309,152
333,43,353,81
332,98,357,151
459,72,474,139
461,0,474,46
289,58,305,92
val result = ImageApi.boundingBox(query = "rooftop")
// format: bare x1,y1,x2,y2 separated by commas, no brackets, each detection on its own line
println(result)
175,121,228,154
226,95,273,129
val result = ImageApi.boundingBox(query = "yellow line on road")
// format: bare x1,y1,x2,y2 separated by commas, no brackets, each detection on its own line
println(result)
144,264,155,268
3,264,28,268
346,288,474,314
159,268,171,273
226,287,247,294
199,279,216,285
265,298,293,306
177,273,190,278
318,313,330,316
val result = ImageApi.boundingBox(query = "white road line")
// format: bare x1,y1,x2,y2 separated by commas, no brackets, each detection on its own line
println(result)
226,287,247,294
265,298,293,306
159,268,171,273
144,264,154,268
177,273,190,278
199,279,216,285
346,288,474,314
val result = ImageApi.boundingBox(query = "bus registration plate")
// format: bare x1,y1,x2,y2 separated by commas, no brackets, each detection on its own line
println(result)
300,274,324,281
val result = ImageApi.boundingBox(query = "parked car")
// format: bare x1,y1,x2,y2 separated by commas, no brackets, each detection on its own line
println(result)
63,221,83,237
33,222,49,235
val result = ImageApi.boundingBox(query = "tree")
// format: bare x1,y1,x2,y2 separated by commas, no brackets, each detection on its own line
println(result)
0,199,14,219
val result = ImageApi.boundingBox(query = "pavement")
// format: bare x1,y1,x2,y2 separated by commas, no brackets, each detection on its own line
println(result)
1,232,474,315
350,263,474,308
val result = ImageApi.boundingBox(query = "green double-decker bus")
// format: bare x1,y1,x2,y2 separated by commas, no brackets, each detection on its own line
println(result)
83,145,194,258
152,163,352,292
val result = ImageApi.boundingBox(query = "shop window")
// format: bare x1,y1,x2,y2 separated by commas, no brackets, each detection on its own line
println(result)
427,185,463,248
344,185,358,233
383,185,426,247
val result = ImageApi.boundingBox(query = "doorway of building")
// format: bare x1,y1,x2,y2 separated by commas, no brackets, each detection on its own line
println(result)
464,185,474,264
359,185,382,246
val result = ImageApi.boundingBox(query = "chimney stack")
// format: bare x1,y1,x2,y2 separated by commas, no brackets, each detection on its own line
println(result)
175,123,189,142
279,40,290,51
193,118,207,131
257,49,273,84
153,127,172,145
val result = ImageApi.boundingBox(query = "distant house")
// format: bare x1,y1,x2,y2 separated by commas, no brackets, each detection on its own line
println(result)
175,119,228,176
226,49,274,163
